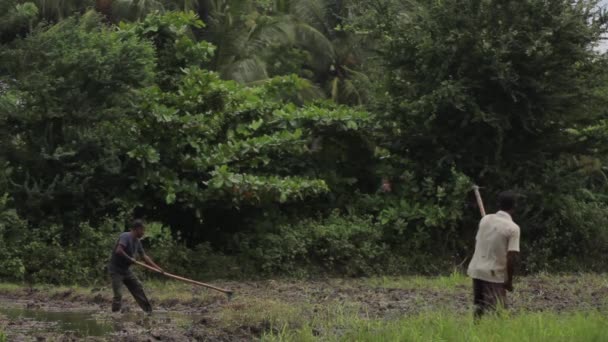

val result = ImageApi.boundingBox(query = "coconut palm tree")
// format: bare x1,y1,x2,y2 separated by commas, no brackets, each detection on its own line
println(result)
200,0,369,104
27,0,369,103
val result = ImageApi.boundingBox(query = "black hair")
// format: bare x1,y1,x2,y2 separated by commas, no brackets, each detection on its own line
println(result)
498,191,517,211
132,219,145,230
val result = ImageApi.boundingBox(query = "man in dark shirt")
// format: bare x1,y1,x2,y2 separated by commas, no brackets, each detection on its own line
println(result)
108,219,163,313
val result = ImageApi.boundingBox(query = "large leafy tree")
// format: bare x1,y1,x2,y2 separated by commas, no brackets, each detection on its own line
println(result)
0,11,375,245
1,0,371,104
0,1,39,43
353,0,608,270
0,12,156,231
119,12,376,242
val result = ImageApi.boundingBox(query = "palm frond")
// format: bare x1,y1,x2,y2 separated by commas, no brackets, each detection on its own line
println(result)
221,56,268,84
36,0,92,20
291,0,331,33
245,17,296,53
342,65,370,84
113,0,164,21
246,76,326,103
293,21,335,71
330,77,339,101
338,77,364,105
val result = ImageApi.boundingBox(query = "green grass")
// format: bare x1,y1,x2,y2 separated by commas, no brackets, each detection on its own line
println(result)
0,283,23,292
263,311,608,341
218,297,307,331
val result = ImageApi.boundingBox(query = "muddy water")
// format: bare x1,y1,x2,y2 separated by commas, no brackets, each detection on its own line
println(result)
0,299,114,336
0,305,113,336
0,299,205,339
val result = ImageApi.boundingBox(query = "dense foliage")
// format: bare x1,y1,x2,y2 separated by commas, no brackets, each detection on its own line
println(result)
353,0,608,270
0,0,607,283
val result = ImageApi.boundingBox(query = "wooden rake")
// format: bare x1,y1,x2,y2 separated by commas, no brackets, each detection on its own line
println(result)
133,260,234,300
472,185,486,218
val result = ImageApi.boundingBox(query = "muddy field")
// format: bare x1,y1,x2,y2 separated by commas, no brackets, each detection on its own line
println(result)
1,274,607,341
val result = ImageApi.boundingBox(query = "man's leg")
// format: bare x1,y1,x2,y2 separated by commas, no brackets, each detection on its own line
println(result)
110,272,124,312
481,281,507,315
123,271,152,313
473,278,486,319
486,282,507,311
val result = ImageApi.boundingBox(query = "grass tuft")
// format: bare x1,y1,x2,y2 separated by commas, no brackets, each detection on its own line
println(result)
218,297,306,333
264,310,608,341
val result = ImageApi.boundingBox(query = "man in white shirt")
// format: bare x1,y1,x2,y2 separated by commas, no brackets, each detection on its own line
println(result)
467,191,520,318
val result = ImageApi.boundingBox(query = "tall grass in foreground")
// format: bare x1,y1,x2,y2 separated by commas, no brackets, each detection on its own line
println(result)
263,311,608,342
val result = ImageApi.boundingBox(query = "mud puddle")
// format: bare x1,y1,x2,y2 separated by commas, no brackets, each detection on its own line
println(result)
0,304,112,337
0,299,206,340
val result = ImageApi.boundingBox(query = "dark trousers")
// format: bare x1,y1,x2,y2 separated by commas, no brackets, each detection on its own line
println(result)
473,278,506,319
110,270,152,313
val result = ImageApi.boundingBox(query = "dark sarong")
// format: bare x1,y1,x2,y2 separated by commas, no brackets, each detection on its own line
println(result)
473,278,506,318
110,269,152,313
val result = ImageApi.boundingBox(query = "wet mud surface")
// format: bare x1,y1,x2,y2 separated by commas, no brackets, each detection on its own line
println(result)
1,275,607,341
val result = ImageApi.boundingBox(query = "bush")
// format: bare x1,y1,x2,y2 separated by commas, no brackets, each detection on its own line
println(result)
19,219,122,284
140,222,241,280
523,191,608,273
0,194,123,284
0,194,27,280
0,13,155,228
240,212,385,277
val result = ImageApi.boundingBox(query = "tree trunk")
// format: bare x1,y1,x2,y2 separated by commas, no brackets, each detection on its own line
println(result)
95,0,112,21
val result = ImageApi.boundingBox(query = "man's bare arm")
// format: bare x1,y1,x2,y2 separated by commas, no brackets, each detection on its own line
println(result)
116,243,163,273
115,244,135,263
505,251,519,291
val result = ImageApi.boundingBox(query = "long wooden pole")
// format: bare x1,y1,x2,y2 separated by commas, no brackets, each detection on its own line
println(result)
472,185,486,217
133,260,233,298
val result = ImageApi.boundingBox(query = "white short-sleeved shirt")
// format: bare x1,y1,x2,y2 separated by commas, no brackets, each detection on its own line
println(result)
467,211,520,283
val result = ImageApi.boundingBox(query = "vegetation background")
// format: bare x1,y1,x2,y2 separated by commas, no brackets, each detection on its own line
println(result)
1,0,607,285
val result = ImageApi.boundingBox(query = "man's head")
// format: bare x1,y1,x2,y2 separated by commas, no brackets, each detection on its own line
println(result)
498,191,517,214
131,219,145,238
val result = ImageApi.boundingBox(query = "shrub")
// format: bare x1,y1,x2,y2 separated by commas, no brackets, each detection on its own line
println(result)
133,222,240,280
0,194,27,280
241,212,385,277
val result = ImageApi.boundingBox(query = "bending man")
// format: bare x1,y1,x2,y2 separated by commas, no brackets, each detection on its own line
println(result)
108,219,163,313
